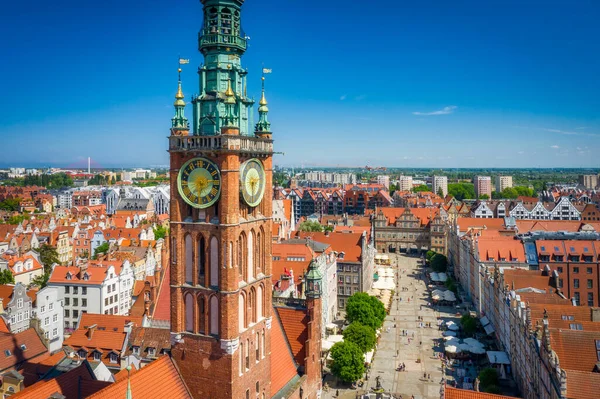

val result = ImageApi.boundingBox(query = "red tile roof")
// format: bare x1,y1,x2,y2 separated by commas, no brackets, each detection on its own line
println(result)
478,237,526,262
78,313,143,332
87,355,192,398
295,231,363,262
270,310,300,396
152,263,171,321
0,329,49,373
49,265,117,285
550,329,600,372
275,307,308,367
456,217,507,232
565,370,600,399
11,362,110,399
502,269,551,291
445,386,520,399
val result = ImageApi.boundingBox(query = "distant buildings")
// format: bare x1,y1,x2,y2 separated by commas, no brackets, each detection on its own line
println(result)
399,176,413,192
301,171,356,186
376,175,390,189
495,175,513,192
474,176,492,198
432,176,448,197
579,174,599,189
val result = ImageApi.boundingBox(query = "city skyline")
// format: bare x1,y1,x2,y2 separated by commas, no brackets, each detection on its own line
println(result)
1,0,599,167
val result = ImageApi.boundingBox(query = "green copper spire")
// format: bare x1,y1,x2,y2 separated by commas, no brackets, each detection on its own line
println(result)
171,68,189,131
254,75,271,136
304,258,322,299
192,0,254,136
125,365,132,399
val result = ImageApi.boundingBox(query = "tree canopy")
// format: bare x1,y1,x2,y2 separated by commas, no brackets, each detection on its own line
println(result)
297,220,324,232
479,194,490,200
23,173,73,189
346,293,386,330
93,242,110,259
430,253,448,273
460,314,477,336
342,322,377,353
330,341,365,382
154,225,168,240
491,186,536,200
478,368,500,393
425,250,436,262
412,185,430,193
448,183,476,200
0,198,21,212
0,270,15,285
37,244,60,273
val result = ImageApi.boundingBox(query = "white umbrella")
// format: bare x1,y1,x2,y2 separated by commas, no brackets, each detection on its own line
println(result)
443,335,458,341
463,338,484,348
468,346,486,355
459,343,471,352
445,344,461,354
446,321,459,331
442,330,457,337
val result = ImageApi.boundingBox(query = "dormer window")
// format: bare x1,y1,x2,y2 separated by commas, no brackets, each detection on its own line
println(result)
147,347,156,357
79,349,87,358
132,346,140,355
83,272,90,281
93,351,101,361
66,272,72,280
109,353,118,363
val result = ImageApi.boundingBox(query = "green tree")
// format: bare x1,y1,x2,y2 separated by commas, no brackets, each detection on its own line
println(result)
330,341,365,383
478,368,499,393
297,220,324,232
425,250,436,262
460,314,477,336
93,242,110,259
514,186,535,197
0,198,21,212
37,244,61,273
7,215,27,225
448,183,476,200
0,270,15,284
479,194,490,200
324,225,334,233
412,185,430,193
346,293,386,330
437,188,444,198
32,272,50,289
430,253,447,273
154,225,169,240
342,322,377,353
444,276,458,294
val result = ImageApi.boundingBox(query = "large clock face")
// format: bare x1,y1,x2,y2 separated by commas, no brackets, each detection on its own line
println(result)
240,158,266,207
177,157,221,209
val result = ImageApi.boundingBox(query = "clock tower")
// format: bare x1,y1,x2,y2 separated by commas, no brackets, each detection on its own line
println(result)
168,1,274,398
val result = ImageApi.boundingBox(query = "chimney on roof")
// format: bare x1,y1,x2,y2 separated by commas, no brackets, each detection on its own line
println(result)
87,324,97,340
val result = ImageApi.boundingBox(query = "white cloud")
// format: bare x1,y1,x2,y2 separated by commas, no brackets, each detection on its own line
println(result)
340,95,347,101
354,94,367,101
575,127,588,130
517,151,525,155
550,145,560,149
412,106,457,116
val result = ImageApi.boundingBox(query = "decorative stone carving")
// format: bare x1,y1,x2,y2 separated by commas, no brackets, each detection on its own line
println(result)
220,337,240,355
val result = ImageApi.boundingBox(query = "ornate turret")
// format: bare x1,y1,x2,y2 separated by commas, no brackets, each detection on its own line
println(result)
171,68,189,136
305,258,322,299
254,75,271,138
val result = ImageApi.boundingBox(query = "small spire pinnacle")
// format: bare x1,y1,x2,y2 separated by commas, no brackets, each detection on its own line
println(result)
225,78,235,104
259,76,268,107
125,365,132,399
174,68,185,106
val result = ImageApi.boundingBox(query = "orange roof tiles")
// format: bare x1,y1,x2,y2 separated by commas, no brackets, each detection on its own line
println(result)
456,217,507,232
515,220,582,233
445,386,520,399
78,313,143,332
0,329,49,372
478,237,526,262
152,263,171,321
295,231,363,262
88,355,192,398
49,263,124,285
275,307,308,367
64,329,125,352
270,310,300,396
11,362,110,399
565,370,600,399
502,269,552,291
550,329,600,372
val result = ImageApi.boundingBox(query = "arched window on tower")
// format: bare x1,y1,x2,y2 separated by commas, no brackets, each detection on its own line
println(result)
185,235,193,284
210,296,219,336
247,231,254,281
256,231,261,275
248,288,255,324
256,285,263,320
255,331,260,362
245,338,250,370
261,330,265,358
198,236,206,284
239,293,246,331
221,7,232,34
185,293,194,332
228,241,233,269
210,236,219,286
239,342,244,375
198,296,205,334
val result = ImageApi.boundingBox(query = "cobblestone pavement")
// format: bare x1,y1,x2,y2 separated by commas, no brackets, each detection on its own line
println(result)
322,253,454,399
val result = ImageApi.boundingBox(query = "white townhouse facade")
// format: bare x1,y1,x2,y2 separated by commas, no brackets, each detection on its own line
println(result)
48,261,135,332
33,286,65,352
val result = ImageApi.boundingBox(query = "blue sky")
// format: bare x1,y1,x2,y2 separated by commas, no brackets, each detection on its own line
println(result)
0,0,599,168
